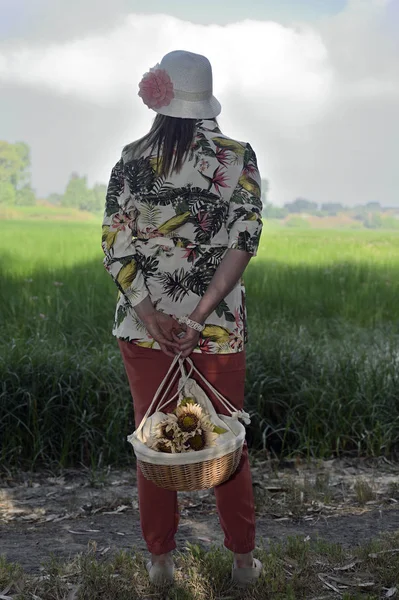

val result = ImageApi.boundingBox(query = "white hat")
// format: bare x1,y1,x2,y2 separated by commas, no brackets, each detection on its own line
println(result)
138,50,221,119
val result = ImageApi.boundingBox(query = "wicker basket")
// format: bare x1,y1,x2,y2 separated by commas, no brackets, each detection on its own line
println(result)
138,442,243,491
127,355,250,492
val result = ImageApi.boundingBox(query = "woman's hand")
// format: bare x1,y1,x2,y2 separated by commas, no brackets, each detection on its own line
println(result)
133,296,184,357
174,327,201,358
142,312,184,357
155,311,186,345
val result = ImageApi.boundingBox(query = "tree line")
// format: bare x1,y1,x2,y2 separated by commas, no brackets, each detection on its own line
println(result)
1,141,397,226
261,195,399,229
0,141,106,213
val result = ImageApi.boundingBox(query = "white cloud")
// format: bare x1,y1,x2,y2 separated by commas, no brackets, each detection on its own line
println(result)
0,0,398,206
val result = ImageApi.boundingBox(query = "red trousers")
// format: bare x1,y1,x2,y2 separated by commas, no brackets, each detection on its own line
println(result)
118,340,256,555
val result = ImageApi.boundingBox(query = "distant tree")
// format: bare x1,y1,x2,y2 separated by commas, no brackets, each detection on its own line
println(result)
262,201,287,219
321,203,344,215
47,193,63,205
16,185,36,206
61,175,107,212
0,181,16,205
284,198,318,214
364,213,383,229
365,202,381,211
353,213,365,222
92,183,107,212
13,142,31,188
261,179,269,202
77,188,96,212
0,142,22,184
61,173,89,209
0,141,35,206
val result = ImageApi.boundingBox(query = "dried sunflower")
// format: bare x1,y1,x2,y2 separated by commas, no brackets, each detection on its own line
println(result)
148,436,178,454
184,428,218,452
175,403,212,434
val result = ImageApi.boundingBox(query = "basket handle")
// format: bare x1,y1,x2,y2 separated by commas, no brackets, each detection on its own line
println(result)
184,357,251,425
135,352,251,438
156,359,194,412
135,353,192,437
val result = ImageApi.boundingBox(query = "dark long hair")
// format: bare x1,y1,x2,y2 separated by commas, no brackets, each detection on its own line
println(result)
136,114,197,178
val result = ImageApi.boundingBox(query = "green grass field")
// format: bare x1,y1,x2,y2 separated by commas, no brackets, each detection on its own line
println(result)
1,220,399,469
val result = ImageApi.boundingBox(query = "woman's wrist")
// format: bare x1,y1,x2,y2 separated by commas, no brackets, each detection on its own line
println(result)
132,295,157,323
189,307,207,325
178,315,205,332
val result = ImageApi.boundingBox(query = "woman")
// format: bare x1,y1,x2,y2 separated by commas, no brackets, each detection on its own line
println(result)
101,50,263,586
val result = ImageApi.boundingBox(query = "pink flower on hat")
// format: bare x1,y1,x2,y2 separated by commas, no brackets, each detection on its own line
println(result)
138,68,174,109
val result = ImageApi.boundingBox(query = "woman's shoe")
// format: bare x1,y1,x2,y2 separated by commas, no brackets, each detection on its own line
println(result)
146,559,175,586
231,557,263,587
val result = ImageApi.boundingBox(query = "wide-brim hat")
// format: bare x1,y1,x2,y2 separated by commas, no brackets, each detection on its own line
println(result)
138,50,221,119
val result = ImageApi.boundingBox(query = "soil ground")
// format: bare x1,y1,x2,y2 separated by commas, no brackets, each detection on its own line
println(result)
1,456,398,573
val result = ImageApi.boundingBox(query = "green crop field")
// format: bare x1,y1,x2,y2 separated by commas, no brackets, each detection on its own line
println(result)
1,220,399,469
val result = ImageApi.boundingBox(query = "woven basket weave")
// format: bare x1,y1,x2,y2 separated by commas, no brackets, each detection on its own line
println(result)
138,447,243,491
128,355,250,492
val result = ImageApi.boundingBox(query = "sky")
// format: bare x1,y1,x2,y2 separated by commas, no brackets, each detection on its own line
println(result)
0,0,398,206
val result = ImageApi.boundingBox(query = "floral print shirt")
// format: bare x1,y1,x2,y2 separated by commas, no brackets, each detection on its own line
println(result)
101,119,263,354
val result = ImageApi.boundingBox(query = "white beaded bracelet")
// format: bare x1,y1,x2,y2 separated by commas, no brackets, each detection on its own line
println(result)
178,315,205,332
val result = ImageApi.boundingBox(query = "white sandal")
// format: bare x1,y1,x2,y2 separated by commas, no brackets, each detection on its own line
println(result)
146,559,175,586
231,557,263,586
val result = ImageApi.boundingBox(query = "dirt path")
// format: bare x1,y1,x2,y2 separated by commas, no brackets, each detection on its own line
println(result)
1,456,398,573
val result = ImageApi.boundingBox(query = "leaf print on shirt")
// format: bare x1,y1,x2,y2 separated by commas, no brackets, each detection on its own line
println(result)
197,119,222,135
212,138,246,160
201,325,231,344
125,156,155,196
197,337,215,353
190,131,217,167
215,148,231,168
101,225,118,251
134,252,159,280
194,247,225,270
238,173,261,198
105,159,124,216
152,174,176,197
182,245,201,263
157,268,190,302
188,187,220,213
149,155,164,175
157,211,191,236
215,299,235,323
139,201,162,228
116,260,137,291
196,211,212,233
184,268,213,297
115,304,129,328
199,165,229,195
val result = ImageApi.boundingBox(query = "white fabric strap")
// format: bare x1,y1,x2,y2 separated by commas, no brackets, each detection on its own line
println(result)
185,357,251,425
157,360,194,412
135,353,251,437
136,354,193,436
136,355,180,436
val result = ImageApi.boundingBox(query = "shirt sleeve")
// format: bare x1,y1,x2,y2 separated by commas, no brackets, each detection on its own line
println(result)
101,158,149,308
226,143,263,256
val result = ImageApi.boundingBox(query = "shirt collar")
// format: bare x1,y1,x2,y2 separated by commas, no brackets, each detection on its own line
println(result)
196,118,222,134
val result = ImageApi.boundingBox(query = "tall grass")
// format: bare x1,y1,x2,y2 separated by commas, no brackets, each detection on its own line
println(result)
1,221,399,469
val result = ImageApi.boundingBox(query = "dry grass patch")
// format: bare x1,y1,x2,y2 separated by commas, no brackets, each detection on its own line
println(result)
354,479,376,505
1,533,398,599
